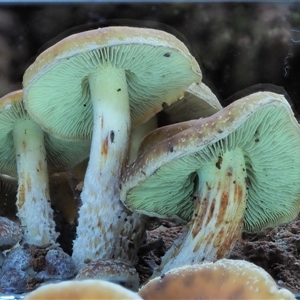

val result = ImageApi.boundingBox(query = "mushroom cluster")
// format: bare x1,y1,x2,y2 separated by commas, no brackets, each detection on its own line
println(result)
0,25,299,298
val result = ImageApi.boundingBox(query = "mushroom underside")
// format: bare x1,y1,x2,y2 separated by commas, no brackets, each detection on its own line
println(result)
124,103,300,275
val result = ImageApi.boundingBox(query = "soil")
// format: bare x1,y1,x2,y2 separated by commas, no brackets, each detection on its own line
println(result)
137,218,300,294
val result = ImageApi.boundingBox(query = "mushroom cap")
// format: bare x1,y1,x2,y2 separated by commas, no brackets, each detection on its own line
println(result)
138,259,296,299
76,259,139,291
0,90,90,176
25,279,142,300
120,91,300,231
158,82,221,126
23,26,201,141
137,119,199,157
129,82,220,164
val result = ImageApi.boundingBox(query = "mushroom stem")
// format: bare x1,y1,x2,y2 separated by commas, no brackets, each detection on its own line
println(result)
128,116,158,164
151,148,248,277
72,64,144,268
13,119,57,246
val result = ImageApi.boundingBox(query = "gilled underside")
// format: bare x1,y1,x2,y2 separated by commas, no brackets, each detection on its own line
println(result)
123,99,300,276
24,44,200,141
125,104,300,230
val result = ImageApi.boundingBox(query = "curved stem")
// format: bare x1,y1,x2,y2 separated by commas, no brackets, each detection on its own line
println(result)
72,64,145,269
151,148,248,277
14,119,58,246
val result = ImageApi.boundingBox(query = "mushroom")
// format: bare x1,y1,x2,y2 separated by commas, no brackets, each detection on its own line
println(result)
23,26,202,267
120,91,300,276
76,259,139,291
157,81,221,126
128,82,222,164
25,279,142,300
138,259,296,299
0,90,90,246
137,119,200,157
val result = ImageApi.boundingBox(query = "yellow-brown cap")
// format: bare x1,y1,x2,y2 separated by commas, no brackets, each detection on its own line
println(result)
138,259,296,299
25,279,142,300
23,26,202,141
76,259,139,291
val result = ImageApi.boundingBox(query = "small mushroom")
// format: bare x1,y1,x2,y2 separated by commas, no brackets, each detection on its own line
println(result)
23,26,202,267
0,90,90,245
138,259,296,299
120,91,300,276
76,259,139,291
25,279,142,300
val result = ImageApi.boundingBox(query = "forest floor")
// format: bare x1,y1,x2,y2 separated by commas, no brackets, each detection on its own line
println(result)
136,216,300,294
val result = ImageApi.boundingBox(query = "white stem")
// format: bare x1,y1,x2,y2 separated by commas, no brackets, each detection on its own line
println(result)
72,64,145,269
151,149,248,277
13,119,58,246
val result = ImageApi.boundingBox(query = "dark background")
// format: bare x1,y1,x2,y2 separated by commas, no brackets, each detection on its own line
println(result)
1,2,300,115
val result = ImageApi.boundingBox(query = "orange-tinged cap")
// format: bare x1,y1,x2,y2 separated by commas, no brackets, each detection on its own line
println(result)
138,259,296,299
25,279,142,300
